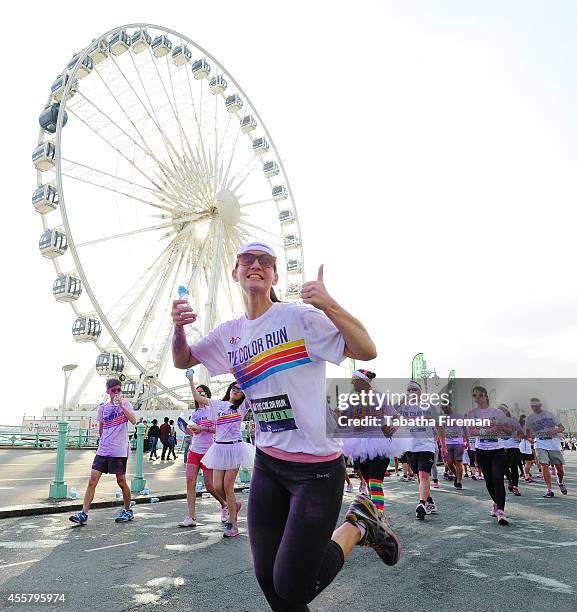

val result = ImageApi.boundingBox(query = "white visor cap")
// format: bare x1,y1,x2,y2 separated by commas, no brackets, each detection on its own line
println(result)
237,242,277,258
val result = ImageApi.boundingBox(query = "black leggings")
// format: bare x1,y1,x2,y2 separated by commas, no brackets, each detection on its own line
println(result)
504,448,522,487
476,448,506,511
247,449,346,611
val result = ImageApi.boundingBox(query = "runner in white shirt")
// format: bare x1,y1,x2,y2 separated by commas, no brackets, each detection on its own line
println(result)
466,386,512,525
440,401,468,490
397,381,447,520
524,398,567,497
498,404,524,497
172,242,401,611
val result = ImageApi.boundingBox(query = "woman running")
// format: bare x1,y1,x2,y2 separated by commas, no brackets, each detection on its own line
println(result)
498,404,523,497
341,369,406,517
466,386,512,525
172,242,400,611
189,374,254,537
178,372,228,528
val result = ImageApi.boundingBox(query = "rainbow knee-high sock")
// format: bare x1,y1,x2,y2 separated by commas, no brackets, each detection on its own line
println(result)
368,479,384,512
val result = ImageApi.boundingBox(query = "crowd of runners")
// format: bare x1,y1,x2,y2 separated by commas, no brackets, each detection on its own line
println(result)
67,240,573,612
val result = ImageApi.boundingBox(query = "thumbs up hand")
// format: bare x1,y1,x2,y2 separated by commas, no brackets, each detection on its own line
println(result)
301,265,335,311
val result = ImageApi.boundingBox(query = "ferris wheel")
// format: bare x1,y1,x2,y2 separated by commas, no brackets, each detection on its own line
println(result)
33,23,305,408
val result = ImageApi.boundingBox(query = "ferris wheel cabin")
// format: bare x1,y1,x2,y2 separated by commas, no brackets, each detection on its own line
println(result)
131,29,152,53
286,283,302,298
96,352,125,376
32,141,56,171
72,316,101,342
39,228,67,258
88,39,108,64
263,161,279,178
121,378,137,399
66,53,93,80
284,233,300,249
225,95,243,113
152,35,172,58
209,75,227,94
172,45,192,66
39,103,68,134
240,115,257,133
278,209,295,225
50,74,78,102
191,59,210,79
109,30,131,56
252,137,270,156
32,184,59,214
52,274,82,302
286,258,302,273
272,185,288,202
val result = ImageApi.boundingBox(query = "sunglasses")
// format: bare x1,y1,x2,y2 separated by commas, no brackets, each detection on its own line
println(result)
198,391,207,397
109,387,121,393
231,386,242,393
237,253,276,268
472,393,486,398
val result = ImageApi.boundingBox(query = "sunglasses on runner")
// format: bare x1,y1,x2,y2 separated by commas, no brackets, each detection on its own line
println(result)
109,387,121,393
237,253,276,268
198,391,207,397
231,386,242,393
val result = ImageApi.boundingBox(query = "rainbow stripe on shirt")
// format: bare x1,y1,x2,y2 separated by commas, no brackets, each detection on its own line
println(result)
231,339,311,389
217,412,242,425
102,410,127,429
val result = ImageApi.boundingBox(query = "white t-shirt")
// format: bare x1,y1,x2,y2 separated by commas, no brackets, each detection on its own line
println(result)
442,412,466,446
190,303,346,455
525,410,562,452
397,402,438,453
501,417,524,449
466,407,509,450
207,399,250,443
519,439,532,454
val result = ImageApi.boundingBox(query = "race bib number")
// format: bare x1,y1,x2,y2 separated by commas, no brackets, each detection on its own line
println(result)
251,394,298,433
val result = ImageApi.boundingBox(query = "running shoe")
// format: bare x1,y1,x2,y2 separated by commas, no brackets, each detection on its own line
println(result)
471,474,477,481
489,502,498,517
507,481,514,492
359,482,368,495
512,486,521,496
543,490,555,498
221,505,229,524
178,515,197,527
345,494,401,565
115,509,134,523
535,473,544,479
432,480,440,489
69,510,88,525
464,473,470,478
223,523,239,538
454,481,463,490
524,477,536,484
415,502,427,520
345,482,353,493
443,473,451,481
425,501,438,514
496,510,509,526
479,474,485,480
559,483,568,495
399,475,409,482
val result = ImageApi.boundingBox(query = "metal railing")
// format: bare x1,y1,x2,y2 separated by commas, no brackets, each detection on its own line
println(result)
0,425,99,449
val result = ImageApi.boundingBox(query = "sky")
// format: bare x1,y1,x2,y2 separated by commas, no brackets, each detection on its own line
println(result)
3,0,577,424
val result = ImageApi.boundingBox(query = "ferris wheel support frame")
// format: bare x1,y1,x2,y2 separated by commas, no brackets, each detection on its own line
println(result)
44,22,305,406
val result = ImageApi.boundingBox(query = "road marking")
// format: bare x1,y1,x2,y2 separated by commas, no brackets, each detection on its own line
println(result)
85,540,138,552
500,572,573,594
0,559,40,568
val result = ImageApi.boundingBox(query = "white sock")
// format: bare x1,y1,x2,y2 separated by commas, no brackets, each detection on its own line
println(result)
355,522,366,541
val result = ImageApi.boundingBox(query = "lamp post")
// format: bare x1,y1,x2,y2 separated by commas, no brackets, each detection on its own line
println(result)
49,364,78,499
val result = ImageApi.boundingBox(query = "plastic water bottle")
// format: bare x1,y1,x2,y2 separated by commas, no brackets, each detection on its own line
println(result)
115,491,122,501
178,286,194,342
142,486,149,495
130,500,136,508
150,497,160,503
69,487,77,499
